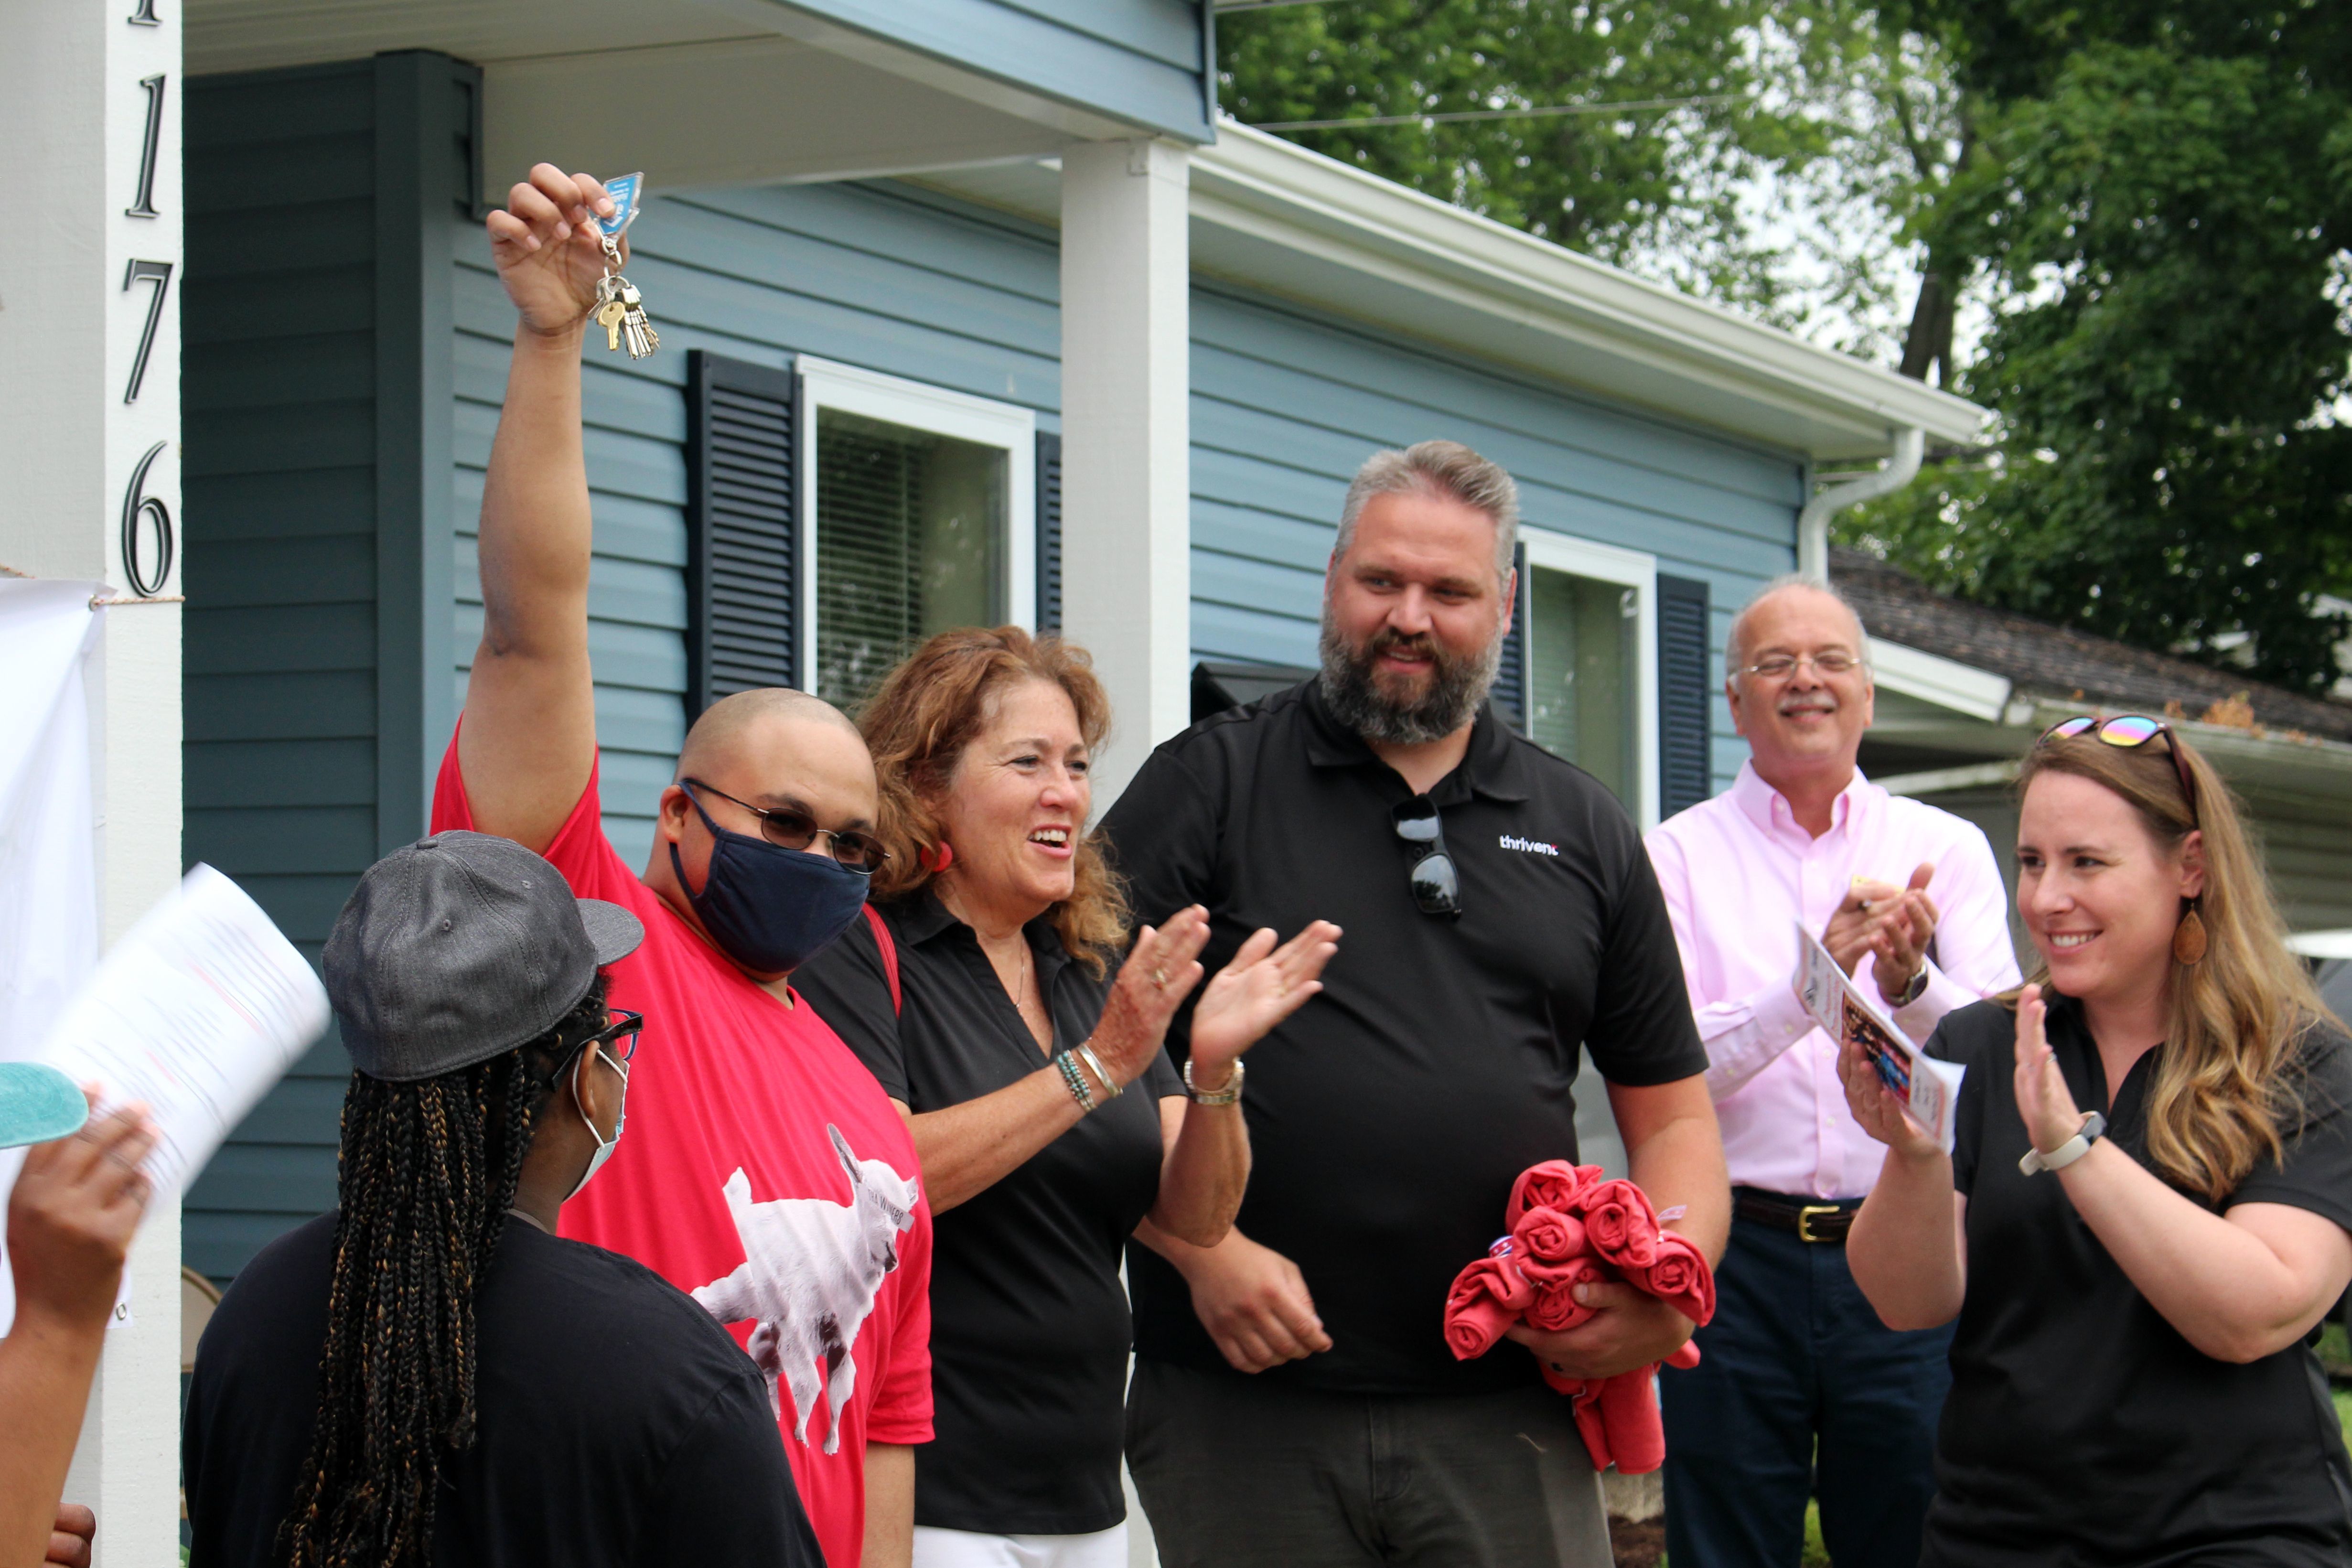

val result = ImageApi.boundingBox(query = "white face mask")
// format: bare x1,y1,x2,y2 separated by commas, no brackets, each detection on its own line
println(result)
566,1046,629,1202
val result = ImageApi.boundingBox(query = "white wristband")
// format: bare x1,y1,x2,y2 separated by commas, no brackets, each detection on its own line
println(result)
2019,1111,2106,1176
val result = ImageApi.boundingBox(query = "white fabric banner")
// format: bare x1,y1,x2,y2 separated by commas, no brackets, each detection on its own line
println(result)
0,580,105,1332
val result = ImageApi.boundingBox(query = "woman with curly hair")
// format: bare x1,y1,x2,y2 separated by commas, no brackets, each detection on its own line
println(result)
1842,717,2352,1566
795,627,1339,1568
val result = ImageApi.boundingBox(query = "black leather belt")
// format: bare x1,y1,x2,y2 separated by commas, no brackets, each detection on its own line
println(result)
1734,1187,1861,1244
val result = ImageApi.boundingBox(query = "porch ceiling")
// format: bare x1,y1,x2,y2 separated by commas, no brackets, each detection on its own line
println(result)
187,0,1140,189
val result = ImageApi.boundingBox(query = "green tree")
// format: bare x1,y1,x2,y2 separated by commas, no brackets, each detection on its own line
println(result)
1846,5,2352,691
1217,0,1965,358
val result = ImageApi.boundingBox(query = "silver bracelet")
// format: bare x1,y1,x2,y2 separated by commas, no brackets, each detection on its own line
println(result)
1053,1051,1095,1112
1075,1043,1123,1100
1184,1056,1244,1106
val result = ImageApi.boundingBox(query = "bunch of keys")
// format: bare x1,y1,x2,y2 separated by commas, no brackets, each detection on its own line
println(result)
591,172,659,360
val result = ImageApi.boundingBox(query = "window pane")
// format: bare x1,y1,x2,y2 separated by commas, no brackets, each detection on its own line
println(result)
814,408,1007,711
1527,566,1636,805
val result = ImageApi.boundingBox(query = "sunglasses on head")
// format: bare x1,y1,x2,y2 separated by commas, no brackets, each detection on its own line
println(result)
2037,714,2198,825
1391,797,1462,918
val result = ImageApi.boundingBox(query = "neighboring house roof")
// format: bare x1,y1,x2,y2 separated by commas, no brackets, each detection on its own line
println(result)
1834,548,2352,746
924,123,1988,463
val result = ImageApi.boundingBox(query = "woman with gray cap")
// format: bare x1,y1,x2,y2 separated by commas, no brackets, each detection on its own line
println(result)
183,830,823,1568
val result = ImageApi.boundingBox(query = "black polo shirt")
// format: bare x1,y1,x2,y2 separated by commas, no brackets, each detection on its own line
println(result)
793,891,1181,1536
1102,678,1706,1396
1923,994,2352,1567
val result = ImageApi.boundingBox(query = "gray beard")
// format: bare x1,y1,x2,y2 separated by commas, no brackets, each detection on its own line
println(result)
1316,608,1502,747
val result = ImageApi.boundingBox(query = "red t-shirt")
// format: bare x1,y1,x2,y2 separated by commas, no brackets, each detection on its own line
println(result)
432,739,933,1568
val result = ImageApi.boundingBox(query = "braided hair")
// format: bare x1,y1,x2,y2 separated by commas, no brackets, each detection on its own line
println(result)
277,978,611,1568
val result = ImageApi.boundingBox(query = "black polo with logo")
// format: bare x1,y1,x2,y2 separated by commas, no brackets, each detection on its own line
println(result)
1103,678,1706,1395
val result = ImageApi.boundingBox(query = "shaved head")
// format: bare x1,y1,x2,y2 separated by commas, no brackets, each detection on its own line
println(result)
676,688,862,783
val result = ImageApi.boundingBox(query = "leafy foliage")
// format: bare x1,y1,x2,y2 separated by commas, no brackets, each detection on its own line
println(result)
1217,0,1963,357
1846,7,2352,691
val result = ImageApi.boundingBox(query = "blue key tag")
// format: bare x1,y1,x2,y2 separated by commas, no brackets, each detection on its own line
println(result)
598,172,644,239
588,172,661,360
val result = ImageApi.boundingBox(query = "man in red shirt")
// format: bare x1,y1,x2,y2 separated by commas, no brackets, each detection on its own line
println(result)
435,162,932,1568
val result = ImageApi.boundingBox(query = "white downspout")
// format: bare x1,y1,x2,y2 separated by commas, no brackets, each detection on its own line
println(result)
1798,426,1924,582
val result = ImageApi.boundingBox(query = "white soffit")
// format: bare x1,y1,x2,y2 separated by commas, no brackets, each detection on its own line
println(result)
921,126,1987,462
1869,641,2014,722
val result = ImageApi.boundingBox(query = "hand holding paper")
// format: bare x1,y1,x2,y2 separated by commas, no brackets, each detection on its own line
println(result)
1794,921,1964,1150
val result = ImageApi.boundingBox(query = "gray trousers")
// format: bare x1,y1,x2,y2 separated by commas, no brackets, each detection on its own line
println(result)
1126,1360,1611,1568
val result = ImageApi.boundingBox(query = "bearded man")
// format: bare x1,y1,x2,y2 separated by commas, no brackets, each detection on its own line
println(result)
1103,441,1729,1568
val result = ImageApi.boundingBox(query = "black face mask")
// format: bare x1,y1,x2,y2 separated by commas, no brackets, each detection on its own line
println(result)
668,785,871,976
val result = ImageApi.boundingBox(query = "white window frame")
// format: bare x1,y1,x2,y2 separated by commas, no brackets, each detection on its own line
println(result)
1517,526,1660,828
794,354,1037,688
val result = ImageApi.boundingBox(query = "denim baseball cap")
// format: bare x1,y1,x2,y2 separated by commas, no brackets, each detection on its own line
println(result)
323,831,644,1083
0,1064,90,1149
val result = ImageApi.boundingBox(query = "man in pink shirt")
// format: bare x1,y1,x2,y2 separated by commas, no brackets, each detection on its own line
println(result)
1645,577,2019,1568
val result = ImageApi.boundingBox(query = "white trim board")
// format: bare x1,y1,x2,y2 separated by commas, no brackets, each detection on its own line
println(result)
920,129,1987,463
1868,640,2014,722
1519,526,1660,829
794,354,1038,688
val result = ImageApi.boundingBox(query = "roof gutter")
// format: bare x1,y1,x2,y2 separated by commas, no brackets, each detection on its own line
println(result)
1799,426,1924,581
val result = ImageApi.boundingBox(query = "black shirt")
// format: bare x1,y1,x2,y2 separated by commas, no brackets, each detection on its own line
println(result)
1924,994,2352,1567
185,1213,823,1568
1101,679,1707,1396
794,893,1182,1535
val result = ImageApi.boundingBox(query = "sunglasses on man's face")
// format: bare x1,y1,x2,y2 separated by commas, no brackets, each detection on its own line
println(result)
682,779,889,871
1391,797,1462,918
2037,714,2199,825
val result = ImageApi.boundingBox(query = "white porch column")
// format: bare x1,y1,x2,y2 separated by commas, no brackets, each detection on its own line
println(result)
0,1,185,1562
1060,138,1192,803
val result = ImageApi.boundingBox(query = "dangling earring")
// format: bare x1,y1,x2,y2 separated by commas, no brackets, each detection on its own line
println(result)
2172,904,2208,966
919,841,955,875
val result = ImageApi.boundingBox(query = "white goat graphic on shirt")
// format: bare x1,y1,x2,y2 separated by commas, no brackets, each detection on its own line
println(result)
691,1125,920,1454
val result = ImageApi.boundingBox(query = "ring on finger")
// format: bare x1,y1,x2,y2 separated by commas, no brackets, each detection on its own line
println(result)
1152,967,1167,988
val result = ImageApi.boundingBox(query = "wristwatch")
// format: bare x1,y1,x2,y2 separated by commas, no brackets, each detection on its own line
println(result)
2019,1111,2106,1176
1888,964,1930,1008
1184,1056,1244,1106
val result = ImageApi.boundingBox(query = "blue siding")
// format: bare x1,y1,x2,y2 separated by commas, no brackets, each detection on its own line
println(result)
449,182,1066,866
1187,287,1798,790
182,62,380,1282
784,0,1211,142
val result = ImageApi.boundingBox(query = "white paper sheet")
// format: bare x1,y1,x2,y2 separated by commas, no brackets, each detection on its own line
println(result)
36,864,329,1196
1793,921,1965,1150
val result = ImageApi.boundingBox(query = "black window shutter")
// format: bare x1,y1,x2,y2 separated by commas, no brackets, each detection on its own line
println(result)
1656,572,1713,817
686,350,801,715
1036,430,1062,635
1493,540,1531,731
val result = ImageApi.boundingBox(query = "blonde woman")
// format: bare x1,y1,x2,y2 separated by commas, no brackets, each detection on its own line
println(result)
1841,715,2352,1566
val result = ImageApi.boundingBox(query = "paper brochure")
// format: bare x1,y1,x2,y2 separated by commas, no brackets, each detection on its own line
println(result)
1792,922,1965,1151
36,864,329,1196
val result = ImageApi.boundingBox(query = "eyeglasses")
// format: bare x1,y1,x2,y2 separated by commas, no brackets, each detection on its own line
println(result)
1735,651,1866,682
1391,797,1462,918
681,779,890,871
2037,715,2199,825
564,1009,644,1073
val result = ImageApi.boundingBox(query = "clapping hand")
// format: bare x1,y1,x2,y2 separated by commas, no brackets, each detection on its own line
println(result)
2012,984,2087,1156
486,164,618,336
1188,921,1342,1082
1824,862,1940,1008
1084,907,1214,1089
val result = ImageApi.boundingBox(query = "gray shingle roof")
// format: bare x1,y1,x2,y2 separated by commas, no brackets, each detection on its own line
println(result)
1831,548,2352,744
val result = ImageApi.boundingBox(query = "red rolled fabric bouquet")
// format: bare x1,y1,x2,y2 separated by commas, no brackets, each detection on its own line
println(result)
1442,1160,1717,1475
